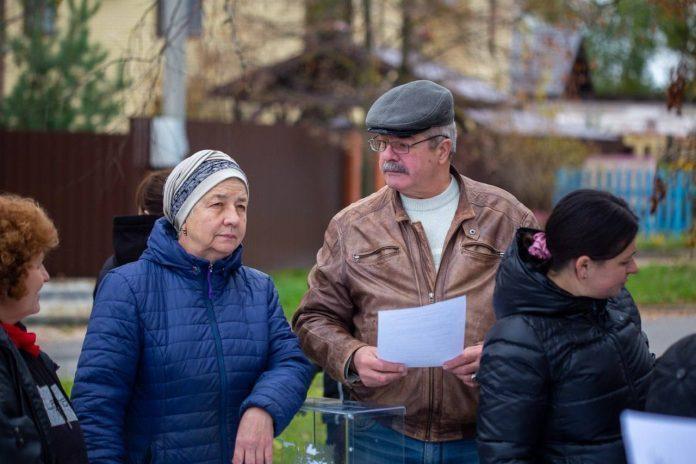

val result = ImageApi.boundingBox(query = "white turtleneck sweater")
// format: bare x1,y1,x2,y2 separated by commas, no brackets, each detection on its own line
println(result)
400,176,459,271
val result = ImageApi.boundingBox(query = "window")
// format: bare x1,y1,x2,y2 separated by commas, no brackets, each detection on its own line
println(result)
156,0,202,38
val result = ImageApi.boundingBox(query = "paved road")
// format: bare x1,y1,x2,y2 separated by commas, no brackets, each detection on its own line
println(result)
32,315,696,382
33,326,86,380
643,315,696,357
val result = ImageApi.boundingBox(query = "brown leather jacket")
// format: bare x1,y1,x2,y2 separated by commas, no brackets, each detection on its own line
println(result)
292,168,538,442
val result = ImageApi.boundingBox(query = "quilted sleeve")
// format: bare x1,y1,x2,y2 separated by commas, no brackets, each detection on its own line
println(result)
239,278,314,436
71,271,141,464
477,316,550,464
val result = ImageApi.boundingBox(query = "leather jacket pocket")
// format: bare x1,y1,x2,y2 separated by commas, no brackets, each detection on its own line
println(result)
352,246,400,264
461,242,504,261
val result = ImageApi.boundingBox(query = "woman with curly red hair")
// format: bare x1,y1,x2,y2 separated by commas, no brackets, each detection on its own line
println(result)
0,193,88,463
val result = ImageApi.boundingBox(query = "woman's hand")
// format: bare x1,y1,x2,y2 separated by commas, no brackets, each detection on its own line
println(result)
233,407,274,464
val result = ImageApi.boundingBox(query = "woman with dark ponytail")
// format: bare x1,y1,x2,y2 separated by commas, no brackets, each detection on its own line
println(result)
476,189,654,464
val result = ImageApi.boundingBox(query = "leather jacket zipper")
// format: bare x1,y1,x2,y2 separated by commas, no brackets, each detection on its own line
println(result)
424,228,459,440
426,368,435,440
403,222,437,440
406,220,461,440
415,225,437,441
352,246,400,262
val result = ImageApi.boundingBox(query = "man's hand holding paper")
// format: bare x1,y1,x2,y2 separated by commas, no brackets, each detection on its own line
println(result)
352,346,407,387
376,295,468,372
443,343,483,388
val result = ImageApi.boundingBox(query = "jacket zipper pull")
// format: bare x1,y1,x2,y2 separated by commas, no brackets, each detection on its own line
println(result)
207,263,214,300
428,292,435,303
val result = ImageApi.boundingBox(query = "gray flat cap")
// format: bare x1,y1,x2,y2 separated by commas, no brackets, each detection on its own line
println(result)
366,80,454,137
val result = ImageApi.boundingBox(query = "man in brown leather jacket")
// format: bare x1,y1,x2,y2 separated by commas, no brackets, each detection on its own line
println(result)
292,80,538,463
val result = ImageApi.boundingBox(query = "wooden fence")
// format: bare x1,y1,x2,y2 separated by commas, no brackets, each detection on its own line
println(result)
0,120,346,276
185,120,345,270
0,120,148,277
554,167,694,236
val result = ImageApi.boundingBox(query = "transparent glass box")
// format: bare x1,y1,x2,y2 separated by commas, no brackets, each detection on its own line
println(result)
275,397,406,463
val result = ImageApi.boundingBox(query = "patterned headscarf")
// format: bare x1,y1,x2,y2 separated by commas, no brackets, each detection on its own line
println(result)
163,150,248,232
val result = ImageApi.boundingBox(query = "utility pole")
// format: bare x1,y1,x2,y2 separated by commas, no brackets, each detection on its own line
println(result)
0,0,5,103
151,0,190,168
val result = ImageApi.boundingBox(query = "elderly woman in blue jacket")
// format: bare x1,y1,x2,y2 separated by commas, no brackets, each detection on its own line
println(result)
72,150,314,464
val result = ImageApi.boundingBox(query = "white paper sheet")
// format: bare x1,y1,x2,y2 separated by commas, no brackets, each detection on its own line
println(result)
377,295,466,368
621,410,696,464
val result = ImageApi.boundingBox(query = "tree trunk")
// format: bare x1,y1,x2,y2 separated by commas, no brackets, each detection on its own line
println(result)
305,0,353,49
363,0,373,51
398,0,413,83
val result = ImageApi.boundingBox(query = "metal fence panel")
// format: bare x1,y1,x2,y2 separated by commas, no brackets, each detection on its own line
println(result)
554,167,694,236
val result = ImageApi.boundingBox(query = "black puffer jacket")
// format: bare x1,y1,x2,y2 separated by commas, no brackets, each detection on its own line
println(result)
1,327,58,463
645,334,696,418
93,214,159,297
477,229,654,464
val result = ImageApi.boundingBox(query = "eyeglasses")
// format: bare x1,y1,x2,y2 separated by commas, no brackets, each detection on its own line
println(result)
368,135,449,154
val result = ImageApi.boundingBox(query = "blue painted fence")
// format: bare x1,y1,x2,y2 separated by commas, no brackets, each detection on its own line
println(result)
554,168,694,236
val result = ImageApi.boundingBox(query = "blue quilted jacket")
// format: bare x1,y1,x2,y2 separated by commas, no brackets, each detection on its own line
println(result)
71,218,313,464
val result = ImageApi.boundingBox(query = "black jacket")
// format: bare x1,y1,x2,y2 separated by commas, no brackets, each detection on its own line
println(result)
93,214,159,297
477,229,654,464
645,334,696,418
1,327,61,463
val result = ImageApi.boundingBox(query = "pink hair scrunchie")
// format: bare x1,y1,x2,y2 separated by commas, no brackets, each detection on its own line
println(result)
528,232,551,260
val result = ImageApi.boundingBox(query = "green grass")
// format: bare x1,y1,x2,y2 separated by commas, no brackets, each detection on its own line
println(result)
637,233,690,252
270,264,696,309
61,378,73,395
270,268,310,320
269,268,331,456
274,373,328,460
627,263,696,305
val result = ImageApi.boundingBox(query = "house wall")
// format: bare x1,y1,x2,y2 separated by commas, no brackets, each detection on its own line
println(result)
623,133,668,159
351,0,516,90
2,1,514,131
420,0,518,92
2,0,305,131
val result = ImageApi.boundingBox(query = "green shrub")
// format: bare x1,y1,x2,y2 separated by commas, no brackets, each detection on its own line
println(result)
627,264,696,305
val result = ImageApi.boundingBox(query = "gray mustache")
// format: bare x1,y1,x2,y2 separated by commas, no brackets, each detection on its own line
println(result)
382,161,408,174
